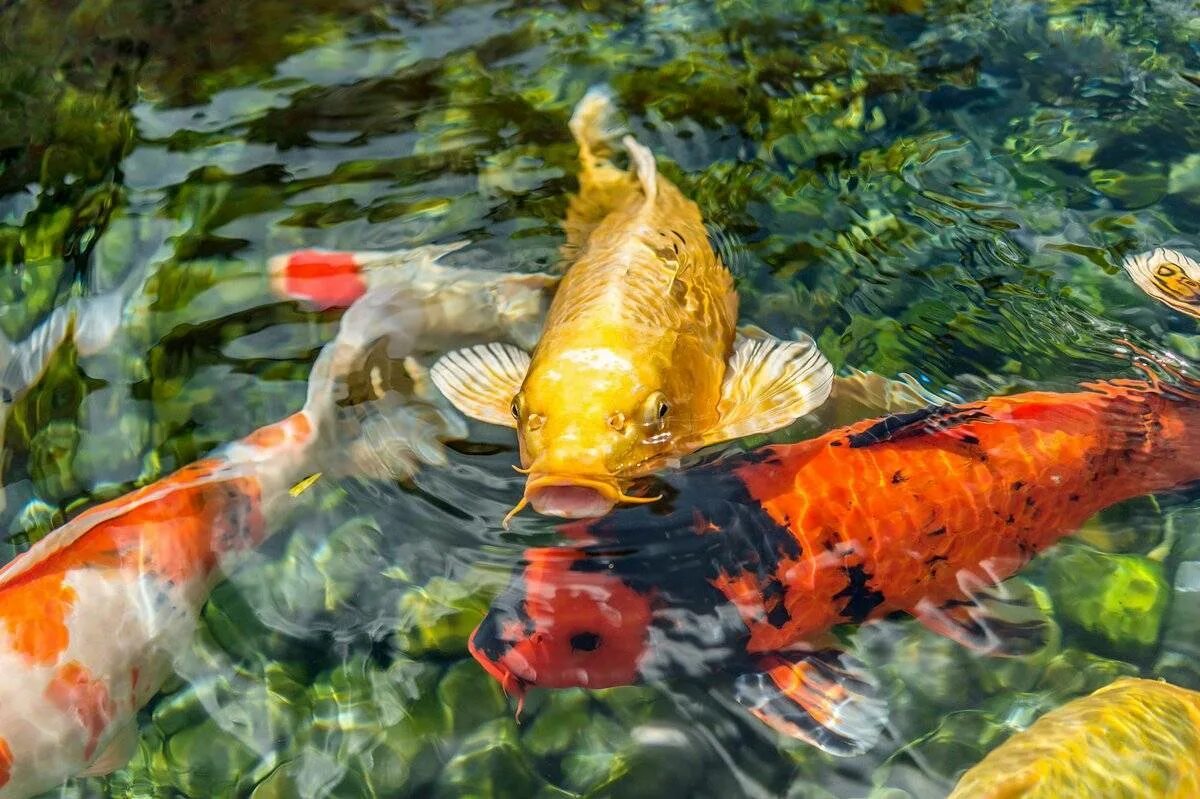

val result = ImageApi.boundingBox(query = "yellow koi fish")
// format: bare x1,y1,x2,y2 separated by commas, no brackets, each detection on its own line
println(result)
949,677,1200,799
432,88,833,521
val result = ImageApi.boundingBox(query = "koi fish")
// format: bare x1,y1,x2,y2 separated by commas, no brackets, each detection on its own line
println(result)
469,252,1200,755
949,677,1200,798
430,88,833,521
268,242,556,351
0,249,555,798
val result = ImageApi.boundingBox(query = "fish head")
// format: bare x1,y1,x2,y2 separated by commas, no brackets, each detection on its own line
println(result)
470,534,745,696
513,350,678,518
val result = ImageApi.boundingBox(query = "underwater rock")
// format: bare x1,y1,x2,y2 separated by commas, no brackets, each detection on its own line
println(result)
437,659,509,738
393,575,492,658
1045,547,1168,660
433,718,567,799
164,717,259,797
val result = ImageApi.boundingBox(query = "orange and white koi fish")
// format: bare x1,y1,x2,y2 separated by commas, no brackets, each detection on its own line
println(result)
0,247,555,798
430,88,833,521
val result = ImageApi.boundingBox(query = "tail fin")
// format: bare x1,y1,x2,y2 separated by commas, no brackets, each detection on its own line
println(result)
569,85,626,169
1121,247,1200,320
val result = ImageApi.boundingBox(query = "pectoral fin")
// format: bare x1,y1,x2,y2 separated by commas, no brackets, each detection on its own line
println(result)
430,343,530,428
80,722,139,777
913,575,1055,657
701,332,834,446
734,649,887,756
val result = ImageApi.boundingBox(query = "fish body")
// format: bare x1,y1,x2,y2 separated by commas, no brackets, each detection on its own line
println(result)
0,410,315,798
0,248,556,797
949,677,1200,799
433,89,832,520
471,376,1200,753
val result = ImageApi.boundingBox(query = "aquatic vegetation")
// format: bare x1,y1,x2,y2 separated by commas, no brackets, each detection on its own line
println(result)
2,0,1200,796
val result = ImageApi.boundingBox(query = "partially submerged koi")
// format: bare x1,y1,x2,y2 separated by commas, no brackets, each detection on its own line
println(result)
470,249,1200,755
431,88,833,521
949,677,1200,799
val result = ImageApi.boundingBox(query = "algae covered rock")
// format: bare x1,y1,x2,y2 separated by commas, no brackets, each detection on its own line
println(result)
1045,547,1168,659
394,575,493,658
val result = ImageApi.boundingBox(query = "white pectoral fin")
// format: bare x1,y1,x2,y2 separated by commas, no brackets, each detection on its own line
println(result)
430,343,530,428
702,331,834,446
79,722,139,777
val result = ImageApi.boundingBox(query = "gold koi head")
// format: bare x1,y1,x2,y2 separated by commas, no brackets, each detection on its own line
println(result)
508,355,674,520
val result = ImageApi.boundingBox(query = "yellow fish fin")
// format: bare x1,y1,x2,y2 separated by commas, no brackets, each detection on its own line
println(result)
622,134,658,208
700,331,834,446
1121,247,1200,320
564,87,632,268
80,722,139,777
289,472,322,497
430,342,530,428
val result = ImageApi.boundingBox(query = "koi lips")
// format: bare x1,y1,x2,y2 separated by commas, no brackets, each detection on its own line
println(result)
508,474,660,524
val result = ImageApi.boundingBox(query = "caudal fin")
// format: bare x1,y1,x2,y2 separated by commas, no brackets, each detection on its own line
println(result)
569,85,626,169
1121,247,1200,320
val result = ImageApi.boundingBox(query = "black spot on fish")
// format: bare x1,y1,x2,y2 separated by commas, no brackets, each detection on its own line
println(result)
846,404,991,448
1069,494,1080,502
927,526,947,537
1011,481,1025,491
925,555,948,567
570,632,602,652
892,470,907,484
833,564,885,623
1025,496,1036,508
1006,514,1015,524
761,578,791,629
830,440,843,447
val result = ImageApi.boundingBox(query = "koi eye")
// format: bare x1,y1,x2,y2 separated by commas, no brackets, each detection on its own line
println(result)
657,402,669,419
511,399,520,420
570,632,602,652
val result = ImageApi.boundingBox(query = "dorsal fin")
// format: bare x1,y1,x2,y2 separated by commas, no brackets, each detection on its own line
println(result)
845,404,991,448
622,135,658,207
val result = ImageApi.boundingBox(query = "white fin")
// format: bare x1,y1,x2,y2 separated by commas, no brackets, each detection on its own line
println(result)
622,134,658,207
569,86,626,165
1120,247,1200,319
834,368,946,414
79,722,139,777
430,343,530,428
701,332,834,446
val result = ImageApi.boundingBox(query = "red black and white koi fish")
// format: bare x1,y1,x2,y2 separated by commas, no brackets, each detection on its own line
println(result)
470,247,1200,756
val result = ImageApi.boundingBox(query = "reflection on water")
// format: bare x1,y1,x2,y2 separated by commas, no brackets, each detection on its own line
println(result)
2,0,1200,796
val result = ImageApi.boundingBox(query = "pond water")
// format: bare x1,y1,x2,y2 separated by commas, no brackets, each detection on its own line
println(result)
3,0,1200,796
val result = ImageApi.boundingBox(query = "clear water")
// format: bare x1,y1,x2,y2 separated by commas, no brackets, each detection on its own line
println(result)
3,0,1200,796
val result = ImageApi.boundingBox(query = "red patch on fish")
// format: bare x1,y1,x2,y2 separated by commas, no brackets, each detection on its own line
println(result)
243,411,312,450
0,736,12,788
0,575,77,665
46,661,114,761
0,457,264,619
273,250,366,310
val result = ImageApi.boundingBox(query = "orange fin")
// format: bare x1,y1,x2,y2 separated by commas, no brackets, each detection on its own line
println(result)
913,574,1055,657
733,649,887,756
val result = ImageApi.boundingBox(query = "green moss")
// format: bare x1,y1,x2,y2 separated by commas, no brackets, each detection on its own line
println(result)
1046,548,1169,659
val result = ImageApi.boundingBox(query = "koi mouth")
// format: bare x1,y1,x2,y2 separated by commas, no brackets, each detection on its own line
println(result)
504,475,660,525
